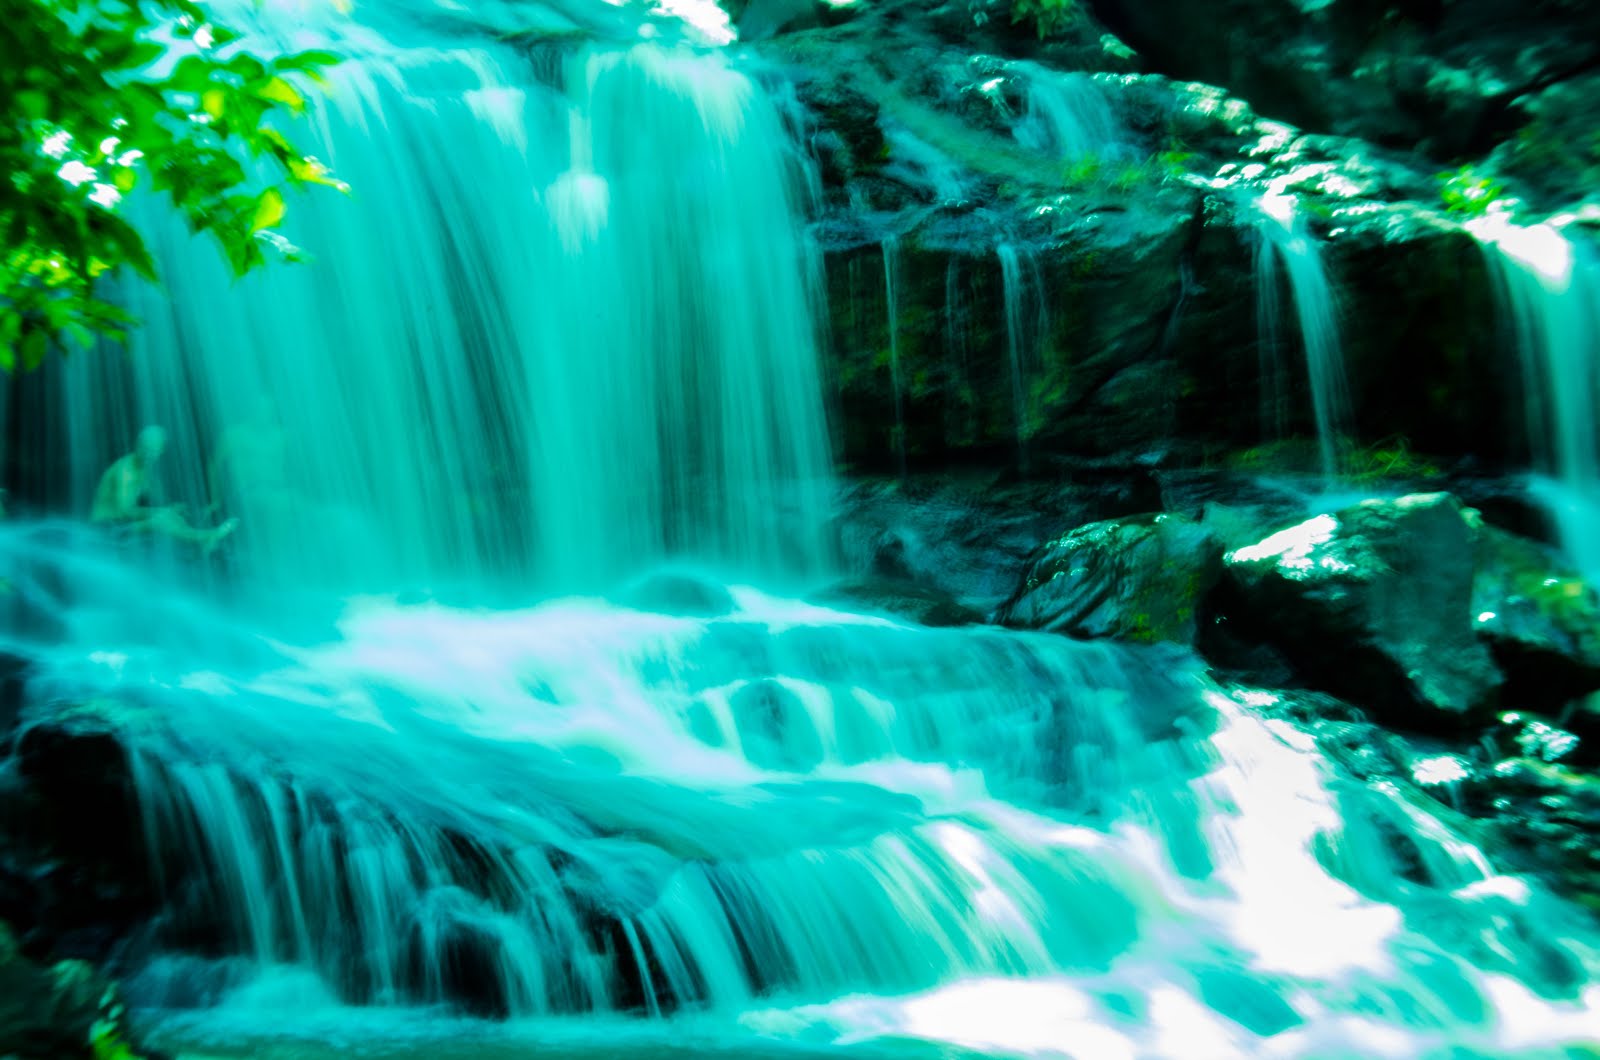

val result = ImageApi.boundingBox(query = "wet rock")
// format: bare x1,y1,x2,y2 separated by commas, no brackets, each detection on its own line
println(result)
811,576,984,627
6,718,163,963
1456,755,1600,916
616,570,737,617
1472,526,1600,709
1215,493,1502,726
1484,710,1589,768
998,513,1223,646
730,678,825,772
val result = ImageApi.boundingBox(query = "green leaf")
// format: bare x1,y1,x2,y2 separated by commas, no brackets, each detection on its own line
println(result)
275,49,339,73
202,86,227,120
251,186,285,232
170,55,215,92
256,77,304,113
287,156,347,192
21,327,48,371
124,41,166,68
100,214,159,279
17,90,50,120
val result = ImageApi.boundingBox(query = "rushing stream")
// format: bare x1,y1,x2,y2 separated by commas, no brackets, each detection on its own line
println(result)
5,521,1600,1058
3,1,1600,1059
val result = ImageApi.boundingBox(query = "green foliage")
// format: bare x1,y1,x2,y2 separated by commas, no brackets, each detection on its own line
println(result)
1059,150,1188,197
1,0,343,370
1010,0,1076,38
1347,436,1443,482
88,983,145,1060
1230,436,1443,481
1437,164,1506,217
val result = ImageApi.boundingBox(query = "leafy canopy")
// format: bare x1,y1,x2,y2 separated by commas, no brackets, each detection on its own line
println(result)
0,0,343,371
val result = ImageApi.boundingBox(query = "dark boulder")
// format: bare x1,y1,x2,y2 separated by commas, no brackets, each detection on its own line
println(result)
1215,493,1502,726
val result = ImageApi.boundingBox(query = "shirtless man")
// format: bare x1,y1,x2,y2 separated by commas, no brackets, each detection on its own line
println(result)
91,425,237,553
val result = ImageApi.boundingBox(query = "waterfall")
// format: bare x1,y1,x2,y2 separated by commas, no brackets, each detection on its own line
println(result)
881,236,908,478
1010,64,1125,165
5,523,1598,1057
5,3,1600,1057
996,243,1045,473
1471,214,1600,578
24,12,832,595
1255,193,1349,481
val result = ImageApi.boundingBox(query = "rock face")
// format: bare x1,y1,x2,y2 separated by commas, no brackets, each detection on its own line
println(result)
747,0,1551,482
1086,0,1600,164
1216,493,1502,725
998,512,1223,645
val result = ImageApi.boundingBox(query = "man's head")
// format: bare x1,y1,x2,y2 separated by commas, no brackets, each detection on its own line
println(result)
135,425,167,466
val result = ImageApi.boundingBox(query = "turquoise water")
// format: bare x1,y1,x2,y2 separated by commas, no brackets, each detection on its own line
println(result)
3,2,1600,1058
6,521,1599,1059
1472,214,1600,580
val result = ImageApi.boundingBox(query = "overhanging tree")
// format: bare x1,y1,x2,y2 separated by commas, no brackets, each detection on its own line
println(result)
0,0,344,370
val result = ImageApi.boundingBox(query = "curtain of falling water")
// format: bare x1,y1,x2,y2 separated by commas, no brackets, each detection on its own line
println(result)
1255,193,1349,481
36,28,832,595
995,243,1037,473
1472,216,1600,578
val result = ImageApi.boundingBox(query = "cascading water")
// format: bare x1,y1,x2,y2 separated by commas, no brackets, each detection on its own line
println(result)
1470,214,1600,578
880,236,908,478
25,4,832,593
995,244,1046,473
1253,220,1290,444
6,3,1600,1059
1254,193,1349,482
5,522,1599,1058
1009,64,1124,165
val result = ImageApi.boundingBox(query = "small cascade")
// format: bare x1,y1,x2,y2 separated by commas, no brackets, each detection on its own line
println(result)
881,237,909,478
880,122,971,207
21,19,832,595
1255,193,1350,481
6,526,1600,1057
1253,222,1290,443
996,244,1046,473
1470,214,1600,578
1010,63,1125,164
